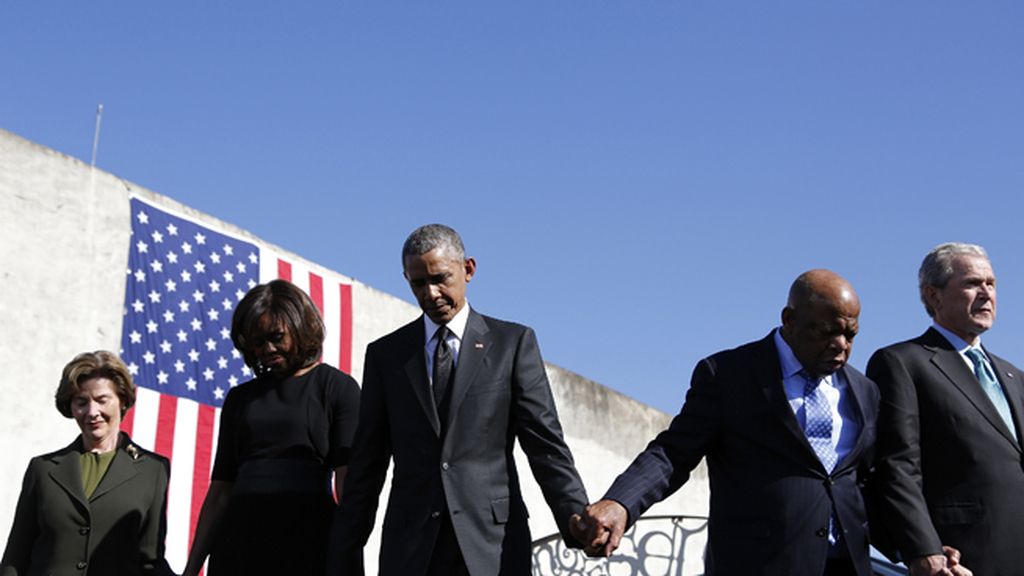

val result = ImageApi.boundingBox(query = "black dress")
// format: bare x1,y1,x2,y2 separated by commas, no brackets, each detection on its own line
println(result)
208,363,360,576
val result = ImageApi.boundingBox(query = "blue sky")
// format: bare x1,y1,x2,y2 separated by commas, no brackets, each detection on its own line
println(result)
4,2,1022,414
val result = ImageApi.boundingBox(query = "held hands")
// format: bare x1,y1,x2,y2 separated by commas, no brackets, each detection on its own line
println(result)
568,500,629,557
908,547,972,576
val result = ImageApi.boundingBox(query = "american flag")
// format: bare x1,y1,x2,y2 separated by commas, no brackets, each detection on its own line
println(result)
118,197,353,571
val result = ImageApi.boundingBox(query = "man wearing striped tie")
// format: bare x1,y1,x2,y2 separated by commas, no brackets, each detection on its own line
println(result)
868,243,1023,576
574,270,882,575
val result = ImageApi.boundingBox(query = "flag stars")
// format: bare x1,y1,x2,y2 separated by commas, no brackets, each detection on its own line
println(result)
207,309,220,321
231,349,241,360
203,368,215,381
146,320,159,334
162,310,175,323
148,290,161,304
247,279,256,289
195,232,206,245
142,351,156,364
136,240,149,254
235,262,247,274
136,211,149,224
220,327,231,340
180,270,192,283
178,300,190,313
181,241,193,255
210,253,222,265
150,260,164,273
173,360,185,373
134,270,147,283
217,356,228,370
241,365,253,378
151,230,164,244
248,252,258,264
222,271,234,283
188,349,200,362
164,279,177,293
186,377,197,391
209,280,221,293
235,289,246,301
166,252,178,265
176,329,188,343
166,223,178,236
213,387,225,400
229,375,239,387
157,371,169,385
221,298,232,311
127,362,139,376
159,340,172,354
190,318,203,331
205,338,217,351
223,244,234,256
192,290,205,303
194,261,206,274
129,330,142,344
131,299,145,313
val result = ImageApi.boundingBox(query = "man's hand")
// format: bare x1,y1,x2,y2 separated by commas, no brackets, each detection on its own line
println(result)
908,547,972,576
572,500,628,557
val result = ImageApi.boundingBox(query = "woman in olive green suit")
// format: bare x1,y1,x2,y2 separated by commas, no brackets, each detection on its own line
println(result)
0,351,172,576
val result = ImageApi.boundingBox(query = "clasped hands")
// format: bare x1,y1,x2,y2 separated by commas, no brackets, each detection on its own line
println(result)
568,499,629,557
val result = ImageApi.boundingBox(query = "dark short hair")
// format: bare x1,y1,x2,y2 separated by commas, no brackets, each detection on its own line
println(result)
55,351,136,418
402,224,466,264
918,242,989,317
231,279,325,372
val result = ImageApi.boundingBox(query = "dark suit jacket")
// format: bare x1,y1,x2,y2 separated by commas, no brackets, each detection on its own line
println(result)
604,331,879,576
330,309,588,576
0,433,171,576
867,328,1024,576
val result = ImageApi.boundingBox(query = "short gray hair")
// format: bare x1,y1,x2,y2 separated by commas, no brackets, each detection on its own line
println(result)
402,224,466,263
918,242,989,317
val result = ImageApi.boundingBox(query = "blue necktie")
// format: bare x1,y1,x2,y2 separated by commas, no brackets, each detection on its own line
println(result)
965,348,1017,437
803,374,838,472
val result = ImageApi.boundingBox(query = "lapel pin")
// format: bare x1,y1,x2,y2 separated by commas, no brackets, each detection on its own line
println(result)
475,342,484,349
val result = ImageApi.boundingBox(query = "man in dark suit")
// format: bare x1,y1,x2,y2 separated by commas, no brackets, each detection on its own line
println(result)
329,224,588,576
867,242,1022,576
575,270,879,576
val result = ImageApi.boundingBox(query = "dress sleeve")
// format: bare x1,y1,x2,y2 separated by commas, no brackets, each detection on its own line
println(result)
327,369,361,468
210,388,242,482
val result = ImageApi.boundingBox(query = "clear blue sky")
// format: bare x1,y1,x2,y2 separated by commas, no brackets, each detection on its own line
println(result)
4,2,1022,414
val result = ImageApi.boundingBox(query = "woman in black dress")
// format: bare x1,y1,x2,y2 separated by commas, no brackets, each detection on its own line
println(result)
182,280,360,576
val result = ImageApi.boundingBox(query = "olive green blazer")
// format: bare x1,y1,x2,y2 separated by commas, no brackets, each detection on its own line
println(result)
0,433,171,576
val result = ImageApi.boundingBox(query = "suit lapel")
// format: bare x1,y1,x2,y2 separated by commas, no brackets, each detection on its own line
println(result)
90,448,139,502
988,351,1024,450
48,442,90,513
445,310,491,432
834,366,870,473
757,335,826,472
922,329,1018,447
402,317,441,436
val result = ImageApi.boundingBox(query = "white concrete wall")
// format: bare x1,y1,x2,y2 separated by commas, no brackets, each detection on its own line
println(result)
0,128,707,571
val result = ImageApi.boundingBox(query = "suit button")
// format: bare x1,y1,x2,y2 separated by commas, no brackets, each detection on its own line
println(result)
431,511,441,519
441,462,449,471
815,528,828,538
77,561,88,569
79,526,90,535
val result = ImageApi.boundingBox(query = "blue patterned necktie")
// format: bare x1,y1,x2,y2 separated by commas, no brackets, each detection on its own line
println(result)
965,348,1017,437
803,373,838,472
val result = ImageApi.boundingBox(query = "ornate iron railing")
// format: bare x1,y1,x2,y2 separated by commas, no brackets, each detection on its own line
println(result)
531,515,710,576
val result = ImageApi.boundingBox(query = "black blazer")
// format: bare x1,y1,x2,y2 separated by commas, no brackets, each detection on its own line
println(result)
604,331,879,576
330,309,588,576
0,433,171,576
867,328,1024,576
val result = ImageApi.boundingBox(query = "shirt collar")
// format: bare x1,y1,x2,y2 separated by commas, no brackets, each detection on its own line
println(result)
773,327,806,379
931,322,980,353
423,301,471,344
